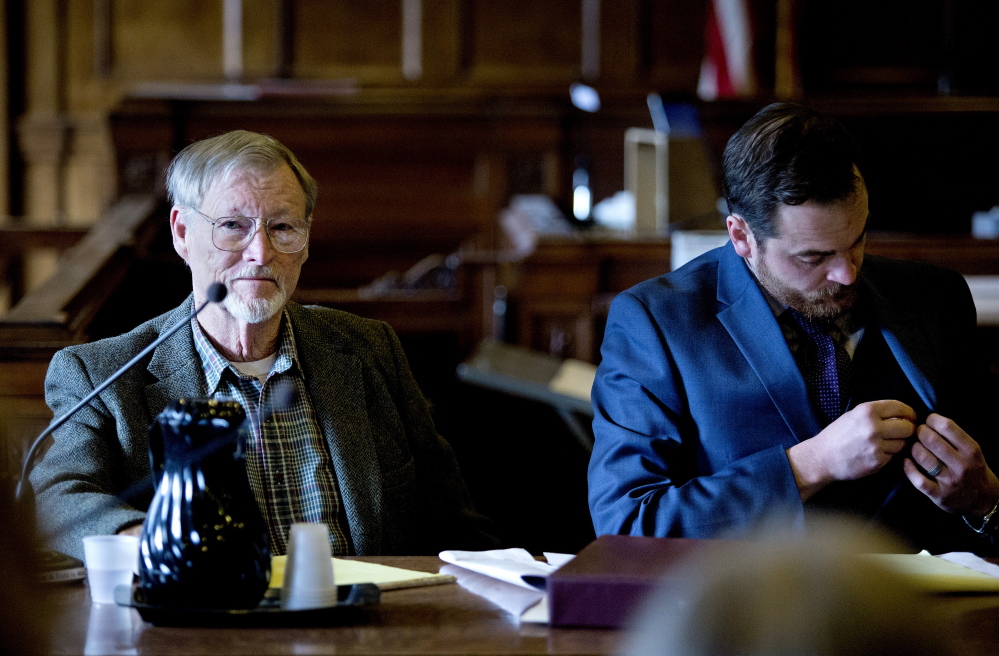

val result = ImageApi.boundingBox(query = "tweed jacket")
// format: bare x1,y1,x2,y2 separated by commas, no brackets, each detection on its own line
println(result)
31,298,495,560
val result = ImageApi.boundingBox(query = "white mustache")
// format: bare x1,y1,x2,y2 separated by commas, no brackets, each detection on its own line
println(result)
223,266,281,285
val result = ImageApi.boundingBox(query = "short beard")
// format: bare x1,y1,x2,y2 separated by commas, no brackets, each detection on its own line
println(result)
223,290,286,324
755,253,857,322
221,266,287,324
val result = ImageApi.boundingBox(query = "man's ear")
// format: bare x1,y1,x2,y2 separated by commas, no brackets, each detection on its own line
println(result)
169,206,190,263
727,214,757,259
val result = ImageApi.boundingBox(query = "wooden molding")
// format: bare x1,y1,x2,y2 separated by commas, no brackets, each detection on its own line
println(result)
0,194,158,348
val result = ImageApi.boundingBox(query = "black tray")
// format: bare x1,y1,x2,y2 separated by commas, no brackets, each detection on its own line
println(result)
114,583,381,627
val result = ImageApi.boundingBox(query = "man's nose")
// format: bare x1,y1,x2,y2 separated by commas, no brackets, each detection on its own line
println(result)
826,256,858,286
241,223,275,262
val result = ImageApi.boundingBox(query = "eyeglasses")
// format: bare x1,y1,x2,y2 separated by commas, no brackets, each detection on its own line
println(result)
190,208,310,254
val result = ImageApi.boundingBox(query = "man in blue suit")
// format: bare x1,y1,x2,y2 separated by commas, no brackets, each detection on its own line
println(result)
589,103,999,551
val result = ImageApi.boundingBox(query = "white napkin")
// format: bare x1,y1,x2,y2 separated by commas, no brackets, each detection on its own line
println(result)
438,548,574,622
440,564,544,617
939,551,999,578
438,548,562,590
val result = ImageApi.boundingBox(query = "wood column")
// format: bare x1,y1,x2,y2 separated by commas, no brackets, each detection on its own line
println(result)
16,0,118,297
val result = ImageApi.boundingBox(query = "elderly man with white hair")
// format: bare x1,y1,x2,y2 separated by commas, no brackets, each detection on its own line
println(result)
31,130,496,560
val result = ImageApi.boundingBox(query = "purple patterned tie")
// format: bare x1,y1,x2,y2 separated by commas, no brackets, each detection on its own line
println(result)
787,309,852,424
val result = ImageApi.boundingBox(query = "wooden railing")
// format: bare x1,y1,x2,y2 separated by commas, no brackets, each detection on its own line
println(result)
0,226,88,254
865,233,999,276
0,194,161,479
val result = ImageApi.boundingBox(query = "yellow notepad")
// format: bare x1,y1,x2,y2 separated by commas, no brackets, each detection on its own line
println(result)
270,557,455,591
861,553,999,593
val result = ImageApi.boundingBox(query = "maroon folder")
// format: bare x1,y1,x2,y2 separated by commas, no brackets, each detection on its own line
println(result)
548,535,720,628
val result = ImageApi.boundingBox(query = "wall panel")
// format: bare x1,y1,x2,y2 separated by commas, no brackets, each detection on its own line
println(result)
111,1,224,80
643,0,707,91
243,0,282,78
464,0,582,84
293,0,404,83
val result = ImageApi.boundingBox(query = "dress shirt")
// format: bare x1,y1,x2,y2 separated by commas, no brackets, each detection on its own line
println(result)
191,310,351,555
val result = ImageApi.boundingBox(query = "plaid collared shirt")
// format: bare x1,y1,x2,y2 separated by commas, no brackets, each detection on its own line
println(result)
191,310,351,556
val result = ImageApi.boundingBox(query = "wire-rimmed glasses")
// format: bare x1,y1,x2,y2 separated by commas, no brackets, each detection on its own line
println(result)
190,208,310,254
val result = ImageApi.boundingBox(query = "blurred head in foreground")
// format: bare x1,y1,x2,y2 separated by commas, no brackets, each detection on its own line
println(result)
0,475,45,654
619,516,950,656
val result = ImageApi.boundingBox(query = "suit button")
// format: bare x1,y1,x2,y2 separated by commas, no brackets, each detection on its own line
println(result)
274,473,285,484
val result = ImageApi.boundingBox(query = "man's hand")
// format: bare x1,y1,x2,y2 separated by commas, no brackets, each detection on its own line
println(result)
903,413,999,517
787,400,917,501
117,524,143,538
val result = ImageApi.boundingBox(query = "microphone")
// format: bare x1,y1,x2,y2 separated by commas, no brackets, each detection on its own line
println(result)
204,281,228,304
14,283,228,511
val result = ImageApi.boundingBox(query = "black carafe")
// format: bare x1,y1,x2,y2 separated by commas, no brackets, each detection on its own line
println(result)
137,398,270,608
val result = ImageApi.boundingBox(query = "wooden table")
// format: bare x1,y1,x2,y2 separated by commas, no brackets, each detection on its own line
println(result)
41,555,999,655
42,557,620,655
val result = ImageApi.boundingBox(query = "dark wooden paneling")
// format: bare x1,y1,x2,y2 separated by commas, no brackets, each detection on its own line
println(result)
600,0,641,84
421,0,463,82
111,96,570,289
513,236,670,361
0,359,52,479
866,234,999,276
101,0,711,92
112,0,224,80
800,0,943,93
840,110,999,234
699,98,999,236
0,227,86,253
798,1,999,96
644,0,708,91
110,0,281,80
465,0,582,84
243,0,282,77
293,0,403,82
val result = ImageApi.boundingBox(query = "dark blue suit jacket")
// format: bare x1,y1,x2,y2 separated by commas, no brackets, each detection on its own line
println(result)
589,241,990,551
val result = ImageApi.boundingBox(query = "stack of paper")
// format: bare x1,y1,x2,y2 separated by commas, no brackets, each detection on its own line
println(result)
438,548,574,623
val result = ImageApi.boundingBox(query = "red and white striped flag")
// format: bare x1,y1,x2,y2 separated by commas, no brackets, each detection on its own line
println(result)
698,0,757,100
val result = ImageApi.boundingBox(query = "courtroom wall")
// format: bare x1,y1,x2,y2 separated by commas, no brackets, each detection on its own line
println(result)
5,0,711,302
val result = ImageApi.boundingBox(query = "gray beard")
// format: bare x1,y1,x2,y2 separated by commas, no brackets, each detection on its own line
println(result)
223,288,287,324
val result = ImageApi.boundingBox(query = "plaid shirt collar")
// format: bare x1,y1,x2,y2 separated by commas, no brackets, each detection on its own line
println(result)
191,307,299,391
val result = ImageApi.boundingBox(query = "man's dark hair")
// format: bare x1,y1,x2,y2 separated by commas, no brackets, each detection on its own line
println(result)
721,103,863,240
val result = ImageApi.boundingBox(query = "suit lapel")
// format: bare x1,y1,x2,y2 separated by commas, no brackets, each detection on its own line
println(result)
860,270,939,412
144,298,206,421
715,244,822,444
713,246,939,442
287,304,384,555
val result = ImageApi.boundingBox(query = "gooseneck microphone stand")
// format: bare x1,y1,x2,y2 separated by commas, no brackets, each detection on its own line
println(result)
14,283,228,513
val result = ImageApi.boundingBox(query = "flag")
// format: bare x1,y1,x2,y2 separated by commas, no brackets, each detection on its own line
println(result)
698,0,757,100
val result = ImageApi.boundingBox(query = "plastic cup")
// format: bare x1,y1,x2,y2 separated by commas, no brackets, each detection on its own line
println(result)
82,535,139,604
281,523,337,610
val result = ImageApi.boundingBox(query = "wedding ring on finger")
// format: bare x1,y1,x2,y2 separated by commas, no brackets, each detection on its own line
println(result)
926,458,944,478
